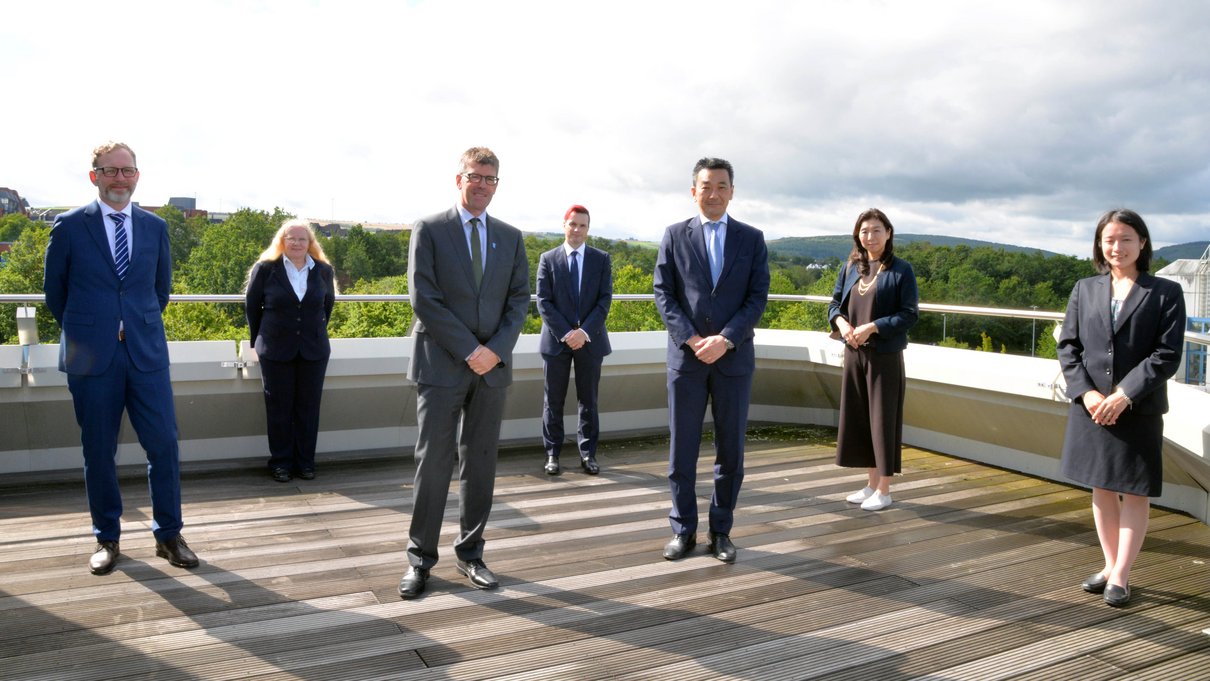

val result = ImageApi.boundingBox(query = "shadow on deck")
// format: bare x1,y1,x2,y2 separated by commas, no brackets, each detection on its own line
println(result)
1,428,1208,680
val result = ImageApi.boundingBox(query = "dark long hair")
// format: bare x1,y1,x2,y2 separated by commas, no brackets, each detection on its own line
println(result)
848,208,895,275
1092,209,1152,274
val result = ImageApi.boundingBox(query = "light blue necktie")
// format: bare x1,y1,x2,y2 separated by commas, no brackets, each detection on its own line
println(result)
110,213,129,280
707,221,723,286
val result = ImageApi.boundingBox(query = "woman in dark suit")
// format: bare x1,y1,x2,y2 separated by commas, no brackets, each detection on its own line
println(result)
1058,209,1185,606
828,208,919,511
246,219,337,482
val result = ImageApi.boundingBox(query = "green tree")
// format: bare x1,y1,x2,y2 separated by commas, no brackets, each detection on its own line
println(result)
0,213,36,243
607,264,664,332
180,208,289,295
328,276,412,338
155,205,206,270
0,225,58,344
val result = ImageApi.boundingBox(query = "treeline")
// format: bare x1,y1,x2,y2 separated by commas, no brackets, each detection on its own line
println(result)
0,209,1098,357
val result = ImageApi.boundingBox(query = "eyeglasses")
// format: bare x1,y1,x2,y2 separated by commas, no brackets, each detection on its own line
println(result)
462,172,500,186
284,237,309,244
94,167,138,178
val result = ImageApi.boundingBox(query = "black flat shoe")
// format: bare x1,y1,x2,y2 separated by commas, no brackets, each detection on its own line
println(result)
156,535,200,569
580,456,600,475
271,467,292,483
1081,572,1109,594
297,469,316,481
1103,583,1130,607
708,532,737,563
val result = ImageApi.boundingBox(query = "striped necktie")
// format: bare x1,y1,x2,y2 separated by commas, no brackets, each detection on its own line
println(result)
110,212,129,280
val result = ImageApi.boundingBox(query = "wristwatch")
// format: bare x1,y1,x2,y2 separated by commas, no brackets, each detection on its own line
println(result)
723,336,735,351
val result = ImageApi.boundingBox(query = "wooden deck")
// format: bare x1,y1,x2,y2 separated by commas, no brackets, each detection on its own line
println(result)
2,428,1208,680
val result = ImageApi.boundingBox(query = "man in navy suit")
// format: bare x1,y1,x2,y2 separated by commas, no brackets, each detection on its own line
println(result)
43,141,198,575
399,147,530,599
653,157,769,563
536,205,613,476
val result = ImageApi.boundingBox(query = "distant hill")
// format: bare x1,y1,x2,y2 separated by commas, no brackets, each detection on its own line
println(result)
767,234,1068,262
1154,241,1208,261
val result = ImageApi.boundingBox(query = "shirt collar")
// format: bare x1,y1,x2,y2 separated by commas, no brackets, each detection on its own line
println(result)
98,200,131,222
285,254,315,272
562,242,585,258
457,204,488,227
699,213,729,228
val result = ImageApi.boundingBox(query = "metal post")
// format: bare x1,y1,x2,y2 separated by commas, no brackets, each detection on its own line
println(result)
1030,306,1038,357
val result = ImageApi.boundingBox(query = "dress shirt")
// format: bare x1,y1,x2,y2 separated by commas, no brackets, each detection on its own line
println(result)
702,213,728,266
284,254,315,301
457,204,489,265
98,200,133,259
561,242,591,344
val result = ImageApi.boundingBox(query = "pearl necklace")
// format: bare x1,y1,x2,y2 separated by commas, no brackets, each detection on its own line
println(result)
855,262,884,296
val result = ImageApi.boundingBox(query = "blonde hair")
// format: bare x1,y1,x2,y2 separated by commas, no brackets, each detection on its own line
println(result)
256,218,332,264
92,141,137,167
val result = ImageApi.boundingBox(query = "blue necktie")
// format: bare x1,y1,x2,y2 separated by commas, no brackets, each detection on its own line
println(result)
569,250,581,325
110,213,129,280
707,221,723,286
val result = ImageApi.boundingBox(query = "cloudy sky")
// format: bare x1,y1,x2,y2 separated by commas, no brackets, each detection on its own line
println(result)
4,1,1208,256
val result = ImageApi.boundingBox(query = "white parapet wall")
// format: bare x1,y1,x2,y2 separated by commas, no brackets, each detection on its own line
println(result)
2,330,1207,523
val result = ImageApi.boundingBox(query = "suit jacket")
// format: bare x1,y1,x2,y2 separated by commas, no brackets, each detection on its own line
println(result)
407,206,530,388
536,245,612,358
827,256,919,353
1058,272,1186,415
653,216,770,376
245,257,336,362
43,201,172,375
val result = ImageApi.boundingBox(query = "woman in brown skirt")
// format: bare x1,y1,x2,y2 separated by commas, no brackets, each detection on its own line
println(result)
827,208,919,511
1058,209,1186,606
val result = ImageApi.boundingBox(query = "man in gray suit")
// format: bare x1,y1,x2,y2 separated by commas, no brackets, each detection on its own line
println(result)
400,147,530,599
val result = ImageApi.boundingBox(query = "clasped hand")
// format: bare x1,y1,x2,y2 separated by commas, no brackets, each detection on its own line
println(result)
690,335,728,364
836,319,876,348
466,345,500,375
1084,389,1129,427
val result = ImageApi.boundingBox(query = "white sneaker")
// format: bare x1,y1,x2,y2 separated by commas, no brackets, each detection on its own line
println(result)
846,486,875,504
861,491,892,511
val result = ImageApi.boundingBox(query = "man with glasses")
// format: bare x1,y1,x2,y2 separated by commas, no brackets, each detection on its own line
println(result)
43,141,199,575
400,147,529,599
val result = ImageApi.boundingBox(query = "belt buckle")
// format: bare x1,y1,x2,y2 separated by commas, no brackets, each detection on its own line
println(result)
118,329,125,342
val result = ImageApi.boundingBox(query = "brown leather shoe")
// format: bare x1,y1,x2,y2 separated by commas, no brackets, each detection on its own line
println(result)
89,540,120,575
156,535,200,568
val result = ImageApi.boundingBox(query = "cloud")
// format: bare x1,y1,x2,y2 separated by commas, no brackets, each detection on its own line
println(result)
4,0,1208,256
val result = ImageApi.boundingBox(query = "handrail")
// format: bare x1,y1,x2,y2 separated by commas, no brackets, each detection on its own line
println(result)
1,293,1204,346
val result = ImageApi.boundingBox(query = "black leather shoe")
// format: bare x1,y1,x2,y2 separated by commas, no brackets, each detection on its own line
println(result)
398,567,429,599
580,456,600,475
459,558,503,592
708,532,737,563
156,535,200,568
662,534,696,560
1104,583,1130,607
457,559,499,589
89,540,120,575
1081,572,1109,594
297,469,316,481
271,467,292,482
544,455,560,476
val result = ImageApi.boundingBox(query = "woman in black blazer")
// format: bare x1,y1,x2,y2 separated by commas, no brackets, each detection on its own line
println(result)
1058,209,1186,606
245,219,337,482
828,208,919,511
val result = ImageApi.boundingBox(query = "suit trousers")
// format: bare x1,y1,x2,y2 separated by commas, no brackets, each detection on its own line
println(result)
66,341,182,543
541,348,603,460
667,365,752,536
259,355,329,472
407,372,507,568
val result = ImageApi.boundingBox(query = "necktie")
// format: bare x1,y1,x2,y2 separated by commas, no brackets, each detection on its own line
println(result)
111,213,129,280
569,250,581,324
469,217,483,288
708,221,723,286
